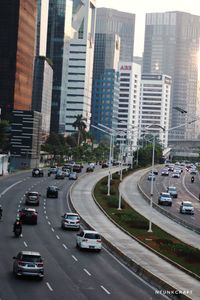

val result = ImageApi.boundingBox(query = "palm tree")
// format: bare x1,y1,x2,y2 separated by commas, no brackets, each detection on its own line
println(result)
72,114,87,146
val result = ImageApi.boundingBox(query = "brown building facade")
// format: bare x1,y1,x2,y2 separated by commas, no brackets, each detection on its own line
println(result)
0,0,37,119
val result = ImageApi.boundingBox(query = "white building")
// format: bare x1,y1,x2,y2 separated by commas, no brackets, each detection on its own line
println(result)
139,74,171,148
63,0,96,133
117,62,141,150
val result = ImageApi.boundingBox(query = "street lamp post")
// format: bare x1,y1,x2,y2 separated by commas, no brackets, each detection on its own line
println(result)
91,124,112,196
148,134,155,233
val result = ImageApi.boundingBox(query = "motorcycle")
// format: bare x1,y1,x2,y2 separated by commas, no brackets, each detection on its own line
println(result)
14,226,22,237
191,177,194,183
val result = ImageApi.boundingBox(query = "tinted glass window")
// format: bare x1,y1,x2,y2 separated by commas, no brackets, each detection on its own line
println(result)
21,255,42,262
85,233,100,239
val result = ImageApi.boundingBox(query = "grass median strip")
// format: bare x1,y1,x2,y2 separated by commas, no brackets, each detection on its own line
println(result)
94,169,200,277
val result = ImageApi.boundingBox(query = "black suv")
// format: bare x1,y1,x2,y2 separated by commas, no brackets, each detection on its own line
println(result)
32,168,44,177
46,186,58,198
13,251,44,279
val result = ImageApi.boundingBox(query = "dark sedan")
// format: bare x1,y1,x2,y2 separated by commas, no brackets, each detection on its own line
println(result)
46,186,59,198
19,208,38,224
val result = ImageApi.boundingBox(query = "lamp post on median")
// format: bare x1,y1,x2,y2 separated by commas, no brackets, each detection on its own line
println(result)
91,124,112,196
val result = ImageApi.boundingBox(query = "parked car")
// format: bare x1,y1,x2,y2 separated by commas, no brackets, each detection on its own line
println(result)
69,172,78,180
180,201,194,215
13,251,44,279
46,186,58,198
161,169,169,176
25,192,40,206
19,208,38,224
167,186,178,198
158,192,172,206
61,213,80,230
55,170,65,179
76,230,102,252
32,168,44,177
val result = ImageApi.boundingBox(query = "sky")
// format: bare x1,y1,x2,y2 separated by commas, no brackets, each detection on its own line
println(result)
96,0,200,56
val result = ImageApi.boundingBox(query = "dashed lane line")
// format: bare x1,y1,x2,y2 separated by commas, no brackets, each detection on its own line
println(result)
84,269,91,276
46,282,53,292
101,285,111,295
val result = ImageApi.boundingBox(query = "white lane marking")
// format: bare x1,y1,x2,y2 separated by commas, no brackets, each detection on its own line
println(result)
51,228,54,232
48,221,51,225
0,181,23,197
84,268,91,276
46,216,48,219
56,235,60,240
63,244,68,250
72,255,77,261
24,241,28,247
101,285,111,295
19,200,22,203
44,211,46,214
46,282,53,292
18,205,20,208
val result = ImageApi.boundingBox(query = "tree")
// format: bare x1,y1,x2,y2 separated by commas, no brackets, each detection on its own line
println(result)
72,114,87,146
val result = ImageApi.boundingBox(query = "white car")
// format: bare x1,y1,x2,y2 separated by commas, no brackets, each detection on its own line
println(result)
172,172,180,178
158,192,172,206
61,213,80,230
76,230,102,252
180,201,194,215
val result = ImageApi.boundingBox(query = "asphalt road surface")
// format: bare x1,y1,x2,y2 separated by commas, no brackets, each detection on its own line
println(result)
0,169,168,300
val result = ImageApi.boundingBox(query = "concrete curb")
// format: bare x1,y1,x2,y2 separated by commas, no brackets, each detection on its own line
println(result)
68,169,193,300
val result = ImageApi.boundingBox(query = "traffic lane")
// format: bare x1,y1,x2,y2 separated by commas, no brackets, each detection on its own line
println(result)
141,171,200,229
43,176,168,300
1,172,168,300
0,175,90,300
0,176,56,300
183,170,200,200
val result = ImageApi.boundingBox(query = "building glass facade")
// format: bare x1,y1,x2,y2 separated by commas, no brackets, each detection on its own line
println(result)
143,11,200,140
0,0,37,120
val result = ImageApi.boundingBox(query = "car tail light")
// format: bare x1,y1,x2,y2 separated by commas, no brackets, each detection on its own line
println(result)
97,239,102,243
37,262,43,267
18,261,26,266
64,220,69,223
76,220,80,224
82,238,88,242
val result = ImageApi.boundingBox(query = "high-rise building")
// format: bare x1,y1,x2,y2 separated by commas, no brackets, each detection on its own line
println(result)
91,33,120,141
46,0,73,133
32,0,53,141
139,74,172,148
32,56,53,141
143,11,200,140
117,62,141,149
96,8,135,62
0,0,37,120
63,0,96,134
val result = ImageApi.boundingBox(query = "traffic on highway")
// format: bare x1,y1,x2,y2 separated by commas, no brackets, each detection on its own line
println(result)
0,164,166,300
141,162,200,231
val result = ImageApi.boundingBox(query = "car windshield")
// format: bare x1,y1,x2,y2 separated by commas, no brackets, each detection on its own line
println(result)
28,192,38,196
66,215,79,220
22,255,42,262
85,233,100,239
161,193,170,198
183,203,192,207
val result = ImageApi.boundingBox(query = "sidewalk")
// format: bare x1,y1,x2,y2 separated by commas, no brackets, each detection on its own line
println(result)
70,167,199,300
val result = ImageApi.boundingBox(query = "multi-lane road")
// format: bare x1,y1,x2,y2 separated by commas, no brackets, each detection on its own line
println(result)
141,166,200,229
0,169,167,300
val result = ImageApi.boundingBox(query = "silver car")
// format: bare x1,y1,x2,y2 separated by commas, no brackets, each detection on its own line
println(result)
13,251,44,279
61,213,80,230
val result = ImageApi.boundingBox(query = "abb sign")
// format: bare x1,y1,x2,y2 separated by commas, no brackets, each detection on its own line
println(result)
120,65,132,71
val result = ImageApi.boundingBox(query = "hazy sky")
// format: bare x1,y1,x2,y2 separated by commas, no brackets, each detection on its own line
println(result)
96,0,200,56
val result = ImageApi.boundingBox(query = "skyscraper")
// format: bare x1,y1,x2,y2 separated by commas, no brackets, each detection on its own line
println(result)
143,11,200,140
91,33,120,141
96,8,135,62
46,0,73,133
0,0,37,120
63,0,96,134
